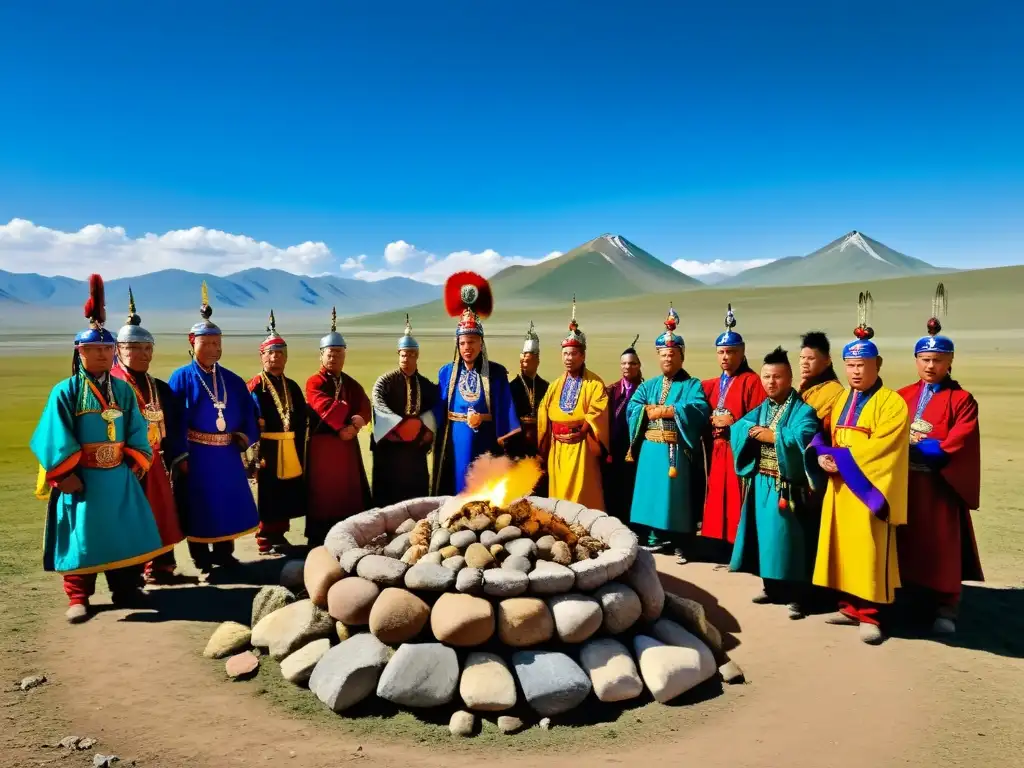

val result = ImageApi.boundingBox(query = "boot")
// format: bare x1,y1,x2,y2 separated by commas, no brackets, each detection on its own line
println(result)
65,603,89,624
859,622,884,645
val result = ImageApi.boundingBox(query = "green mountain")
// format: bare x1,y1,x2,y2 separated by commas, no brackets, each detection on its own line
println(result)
490,234,702,303
722,231,945,287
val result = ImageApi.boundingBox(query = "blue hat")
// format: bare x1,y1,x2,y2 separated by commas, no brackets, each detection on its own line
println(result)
714,303,744,347
655,305,685,349
915,283,954,356
842,290,878,360
116,286,155,345
320,306,347,349
398,314,419,350
190,281,221,338
76,274,115,346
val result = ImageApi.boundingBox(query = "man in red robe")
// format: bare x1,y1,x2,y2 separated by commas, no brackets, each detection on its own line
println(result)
305,308,372,547
700,304,766,559
896,284,983,635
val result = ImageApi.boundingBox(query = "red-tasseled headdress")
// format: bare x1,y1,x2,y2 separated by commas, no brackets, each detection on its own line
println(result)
444,271,493,337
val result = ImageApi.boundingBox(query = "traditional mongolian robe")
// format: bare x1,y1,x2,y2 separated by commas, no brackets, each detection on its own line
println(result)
507,373,549,495
370,369,439,506
110,363,186,553
800,367,846,435
31,371,168,574
701,364,767,543
628,371,710,534
431,359,520,496
603,377,642,522
729,391,820,582
809,380,910,606
248,372,308,545
537,368,609,510
305,369,372,544
168,361,260,543
896,378,983,601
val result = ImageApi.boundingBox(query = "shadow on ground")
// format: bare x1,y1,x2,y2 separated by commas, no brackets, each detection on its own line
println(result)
659,572,741,654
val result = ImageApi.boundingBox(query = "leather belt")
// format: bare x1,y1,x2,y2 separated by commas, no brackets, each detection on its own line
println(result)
80,441,124,469
519,415,537,424
188,429,234,446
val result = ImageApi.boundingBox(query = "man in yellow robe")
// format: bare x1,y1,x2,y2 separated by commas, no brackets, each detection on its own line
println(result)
808,295,909,645
537,299,609,510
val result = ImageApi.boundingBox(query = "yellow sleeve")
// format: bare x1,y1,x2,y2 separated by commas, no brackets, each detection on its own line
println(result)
536,375,560,448
850,389,911,526
583,373,610,450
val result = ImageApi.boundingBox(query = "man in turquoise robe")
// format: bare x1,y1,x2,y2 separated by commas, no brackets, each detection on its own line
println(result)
627,306,710,563
729,347,820,619
31,274,168,624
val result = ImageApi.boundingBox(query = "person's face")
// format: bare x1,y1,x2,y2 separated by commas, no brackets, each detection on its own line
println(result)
194,335,222,368
117,342,154,373
844,356,881,392
916,351,952,384
659,347,683,375
79,344,115,376
561,346,584,373
261,347,287,376
761,363,793,400
321,347,345,374
520,352,539,378
799,347,830,380
459,335,482,364
718,345,744,373
620,353,641,382
399,348,419,375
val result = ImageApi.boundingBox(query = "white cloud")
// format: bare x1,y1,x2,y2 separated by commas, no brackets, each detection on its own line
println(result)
0,218,335,279
671,257,776,277
384,239,432,265
341,254,367,271
350,241,564,285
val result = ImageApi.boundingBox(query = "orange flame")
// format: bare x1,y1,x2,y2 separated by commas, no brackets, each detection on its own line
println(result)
459,454,543,509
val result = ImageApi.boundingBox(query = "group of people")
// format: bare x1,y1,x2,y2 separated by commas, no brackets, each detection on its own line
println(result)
31,272,982,647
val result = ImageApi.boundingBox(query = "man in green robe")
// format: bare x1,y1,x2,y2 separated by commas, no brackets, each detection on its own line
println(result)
729,347,820,618
626,306,710,563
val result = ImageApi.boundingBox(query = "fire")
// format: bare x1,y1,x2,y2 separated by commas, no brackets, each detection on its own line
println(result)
459,454,543,509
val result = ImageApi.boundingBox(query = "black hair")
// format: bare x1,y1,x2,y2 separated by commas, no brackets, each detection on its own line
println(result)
800,331,830,356
763,346,791,368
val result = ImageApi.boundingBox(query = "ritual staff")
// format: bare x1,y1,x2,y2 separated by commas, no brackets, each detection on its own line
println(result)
627,307,710,561
305,308,371,546
112,288,187,584
729,347,820,619
370,316,439,506
168,283,260,571
431,272,520,495
31,275,167,623
809,292,909,644
603,337,643,522
701,305,767,557
247,311,307,556
506,322,550,495
896,284,983,635
798,331,845,433
536,300,609,510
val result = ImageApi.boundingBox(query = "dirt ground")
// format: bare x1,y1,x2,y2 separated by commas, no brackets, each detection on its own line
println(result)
3,547,1022,768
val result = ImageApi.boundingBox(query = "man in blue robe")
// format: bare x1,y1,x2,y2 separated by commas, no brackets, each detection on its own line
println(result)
168,282,260,571
729,347,820,619
627,306,710,563
31,274,167,623
431,271,520,495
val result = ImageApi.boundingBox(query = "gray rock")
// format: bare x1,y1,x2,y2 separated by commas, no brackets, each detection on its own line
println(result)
355,554,409,587
309,633,392,712
504,538,538,559
383,532,412,559
539,717,552,730
442,555,467,571
512,650,592,716
428,529,451,553
498,715,525,734
535,535,556,560
376,643,460,708
251,599,335,660
338,547,373,575
495,525,522,544
623,549,665,621
19,675,46,691
251,585,296,626
482,569,529,597
449,710,476,737
528,560,575,594
420,551,445,566
450,530,478,549
502,555,533,573
404,562,457,592
456,567,484,594
279,558,306,591
593,581,643,634
479,530,499,548
395,517,418,536
93,755,120,767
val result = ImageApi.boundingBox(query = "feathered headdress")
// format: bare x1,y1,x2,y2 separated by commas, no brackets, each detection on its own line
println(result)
261,308,286,352
715,302,744,347
444,271,493,337
915,282,954,355
561,295,587,349
74,274,114,347
843,290,878,359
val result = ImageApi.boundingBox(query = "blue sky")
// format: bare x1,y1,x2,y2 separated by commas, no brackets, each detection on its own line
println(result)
0,0,1021,282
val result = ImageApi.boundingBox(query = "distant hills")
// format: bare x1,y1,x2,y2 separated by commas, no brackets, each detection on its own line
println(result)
720,231,943,287
0,268,439,316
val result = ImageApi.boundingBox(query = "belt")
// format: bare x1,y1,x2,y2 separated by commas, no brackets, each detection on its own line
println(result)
260,431,296,441
448,412,493,423
552,421,586,443
519,415,537,425
81,441,124,469
188,429,234,447
645,429,678,444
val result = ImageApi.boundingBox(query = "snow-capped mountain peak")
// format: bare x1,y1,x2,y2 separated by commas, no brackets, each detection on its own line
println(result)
601,233,638,259
836,230,891,264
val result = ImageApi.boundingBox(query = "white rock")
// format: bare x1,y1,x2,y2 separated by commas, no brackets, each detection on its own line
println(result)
280,638,331,685
579,638,644,702
633,632,716,703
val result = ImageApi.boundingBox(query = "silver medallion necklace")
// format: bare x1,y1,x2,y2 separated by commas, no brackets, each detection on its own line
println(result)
195,361,228,432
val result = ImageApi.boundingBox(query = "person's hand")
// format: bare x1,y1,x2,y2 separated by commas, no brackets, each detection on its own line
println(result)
467,411,483,430
909,431,923,445
351,415,366,430
757,428,775,444
645,404,663,420
818,454,838,474
661,405,675,419
712,413,735,428
340,425,358,441
56,474,83,494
